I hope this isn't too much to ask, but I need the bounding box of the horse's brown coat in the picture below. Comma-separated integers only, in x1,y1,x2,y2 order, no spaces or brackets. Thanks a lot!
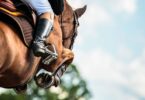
0,0,86,88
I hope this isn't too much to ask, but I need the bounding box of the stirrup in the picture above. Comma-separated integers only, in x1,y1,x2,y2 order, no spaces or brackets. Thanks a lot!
42,44,58,65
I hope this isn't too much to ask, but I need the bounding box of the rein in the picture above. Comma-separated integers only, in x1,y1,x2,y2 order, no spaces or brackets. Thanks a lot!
59,12,79,49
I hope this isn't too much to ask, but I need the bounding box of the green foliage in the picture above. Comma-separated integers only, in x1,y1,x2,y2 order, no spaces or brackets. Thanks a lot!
0,64,91,100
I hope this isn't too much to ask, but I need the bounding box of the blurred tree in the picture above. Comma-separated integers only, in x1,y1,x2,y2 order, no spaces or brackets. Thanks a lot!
0,64,91,100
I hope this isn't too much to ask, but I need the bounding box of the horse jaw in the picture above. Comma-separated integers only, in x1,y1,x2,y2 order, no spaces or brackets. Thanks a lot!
74,5,87,18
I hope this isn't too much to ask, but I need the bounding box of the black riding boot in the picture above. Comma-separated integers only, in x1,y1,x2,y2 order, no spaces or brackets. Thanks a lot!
32,18,53,57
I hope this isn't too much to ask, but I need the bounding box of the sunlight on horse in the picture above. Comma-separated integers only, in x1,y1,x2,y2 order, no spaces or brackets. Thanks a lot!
0,0,86,93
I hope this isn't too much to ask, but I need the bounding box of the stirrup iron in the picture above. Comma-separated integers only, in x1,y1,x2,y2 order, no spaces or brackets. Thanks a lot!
42,44,58,65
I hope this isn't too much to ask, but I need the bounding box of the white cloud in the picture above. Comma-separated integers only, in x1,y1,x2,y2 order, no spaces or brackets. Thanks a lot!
69,0,142,100
117,45,133,61
74,48,128,85
85,4,112,25
68,0,112,26
67,0,84,9
74,48,145,99
68,0,137,29
109,0,137,14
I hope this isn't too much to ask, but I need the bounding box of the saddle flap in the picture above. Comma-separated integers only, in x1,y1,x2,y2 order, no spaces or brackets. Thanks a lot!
0,0,36,47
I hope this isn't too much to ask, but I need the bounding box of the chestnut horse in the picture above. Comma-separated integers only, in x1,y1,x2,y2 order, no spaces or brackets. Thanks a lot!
0,0,86,92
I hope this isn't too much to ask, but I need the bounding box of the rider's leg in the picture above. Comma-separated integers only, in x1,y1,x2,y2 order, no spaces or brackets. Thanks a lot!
25,0,54,57
33,12,54,57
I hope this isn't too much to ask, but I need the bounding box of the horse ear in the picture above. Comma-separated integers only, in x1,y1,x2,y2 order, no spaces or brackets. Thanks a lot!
74,5,87,18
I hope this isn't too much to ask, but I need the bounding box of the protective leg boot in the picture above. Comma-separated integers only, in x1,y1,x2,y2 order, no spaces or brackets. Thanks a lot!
32,18,53,57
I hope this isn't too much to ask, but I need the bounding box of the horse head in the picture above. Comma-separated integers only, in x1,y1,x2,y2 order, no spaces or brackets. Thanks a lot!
61,2,87,49
34,1,87,88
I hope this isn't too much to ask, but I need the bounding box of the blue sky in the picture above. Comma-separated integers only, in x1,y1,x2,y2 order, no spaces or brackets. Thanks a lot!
68,0,145,100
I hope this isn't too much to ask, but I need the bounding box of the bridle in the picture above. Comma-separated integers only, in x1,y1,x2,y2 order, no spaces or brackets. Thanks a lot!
59,12,79,49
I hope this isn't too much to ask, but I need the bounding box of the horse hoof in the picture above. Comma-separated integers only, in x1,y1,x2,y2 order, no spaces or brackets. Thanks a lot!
14,84,27,94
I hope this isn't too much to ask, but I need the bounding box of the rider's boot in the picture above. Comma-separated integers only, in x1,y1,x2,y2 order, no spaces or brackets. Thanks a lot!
32,18,53,57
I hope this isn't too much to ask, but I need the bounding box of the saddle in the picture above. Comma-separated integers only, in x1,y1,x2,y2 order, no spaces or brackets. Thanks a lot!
0,0,36,46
